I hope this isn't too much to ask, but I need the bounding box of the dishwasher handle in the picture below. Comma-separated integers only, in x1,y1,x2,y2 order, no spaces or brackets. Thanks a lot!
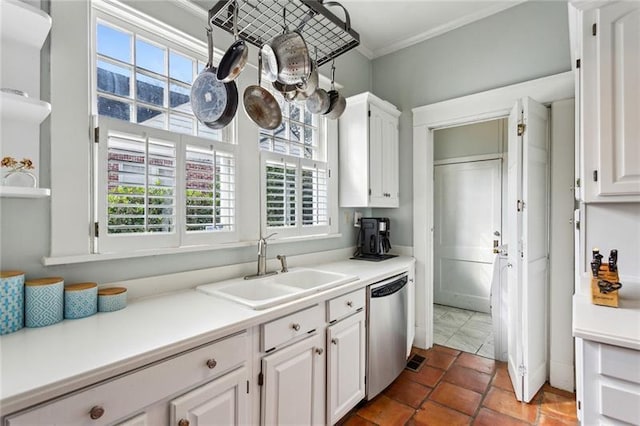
370,275,408,298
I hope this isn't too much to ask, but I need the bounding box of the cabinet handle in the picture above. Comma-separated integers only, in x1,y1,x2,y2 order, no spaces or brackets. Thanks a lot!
331,338,337,345
316,348,324,355
291,323,301,331
346,301,353,307
206,358,217,369
89,405,105,420
178,419,190,426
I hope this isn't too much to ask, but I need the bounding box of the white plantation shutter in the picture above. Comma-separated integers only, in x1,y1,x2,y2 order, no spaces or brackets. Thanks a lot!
96,117,237,253
261,153,330,237
301,161,328,229
184,144,235,237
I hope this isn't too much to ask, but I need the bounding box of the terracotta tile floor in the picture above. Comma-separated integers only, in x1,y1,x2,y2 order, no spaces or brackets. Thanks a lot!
341,345,578,426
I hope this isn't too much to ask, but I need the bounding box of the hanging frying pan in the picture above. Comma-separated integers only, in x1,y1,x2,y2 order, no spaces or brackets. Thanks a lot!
217,0,248,83
243,50,282,130
191,24,238,129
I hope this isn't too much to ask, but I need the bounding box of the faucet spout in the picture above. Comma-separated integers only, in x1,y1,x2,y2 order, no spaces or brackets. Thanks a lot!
245,233,278,280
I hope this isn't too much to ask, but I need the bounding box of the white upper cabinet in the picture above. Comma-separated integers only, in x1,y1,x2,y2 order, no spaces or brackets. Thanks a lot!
339,92,401,208
576,1,640,202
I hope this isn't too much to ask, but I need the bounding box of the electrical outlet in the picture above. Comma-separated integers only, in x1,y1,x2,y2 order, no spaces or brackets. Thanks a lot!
354,211,363,227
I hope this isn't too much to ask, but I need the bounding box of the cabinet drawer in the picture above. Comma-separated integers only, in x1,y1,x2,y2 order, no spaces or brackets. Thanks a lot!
262,305,323,351
327,289,365,323
599,343,640,384
6,332,247,425
600,384,640,425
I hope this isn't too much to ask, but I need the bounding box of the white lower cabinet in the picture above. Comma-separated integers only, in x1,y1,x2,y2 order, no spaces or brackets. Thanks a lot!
261,333,325,426
327,310,366,425
170,366,249,426
576,338,640,425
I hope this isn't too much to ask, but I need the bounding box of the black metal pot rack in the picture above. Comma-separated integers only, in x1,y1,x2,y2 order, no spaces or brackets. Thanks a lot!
208,0,360,66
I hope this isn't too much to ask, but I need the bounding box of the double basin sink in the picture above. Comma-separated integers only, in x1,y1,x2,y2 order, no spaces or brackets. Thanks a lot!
197,268,359,310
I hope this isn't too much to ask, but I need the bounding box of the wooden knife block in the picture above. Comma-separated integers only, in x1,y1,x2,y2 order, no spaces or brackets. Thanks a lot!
591,265,620,308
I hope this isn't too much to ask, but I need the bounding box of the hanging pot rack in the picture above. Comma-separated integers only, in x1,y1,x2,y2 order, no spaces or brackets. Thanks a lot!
207,0,360,67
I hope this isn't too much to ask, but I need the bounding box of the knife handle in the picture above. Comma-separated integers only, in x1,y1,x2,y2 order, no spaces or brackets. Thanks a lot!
608,249,618,272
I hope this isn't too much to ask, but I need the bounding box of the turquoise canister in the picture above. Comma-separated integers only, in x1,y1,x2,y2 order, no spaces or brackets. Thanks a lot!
24,277,64,328
64,282,98,319
98,287,127,312
1,271,25,335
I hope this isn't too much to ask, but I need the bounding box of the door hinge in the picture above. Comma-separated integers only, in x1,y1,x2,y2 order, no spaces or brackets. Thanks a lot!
246,380,250,394
368,110,371,117
94,222,99,237
578,400,581,410
593,170,598,182
576,59,581,69
258,372,264,386
94,127,100,143
329,217,332,226
592,23,597,36
368,188,371,196
328,169,331,178
517,123,526,136
518,364,527,377
517,199,525,212
576,178,581,188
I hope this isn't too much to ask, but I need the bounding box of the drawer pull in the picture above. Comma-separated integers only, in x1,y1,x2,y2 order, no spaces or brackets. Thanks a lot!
331,338,337,345
206,358,217,369
291,323,301,331
89,405,105,420
346,301,353,307
316,348,324,355
178,419,190,426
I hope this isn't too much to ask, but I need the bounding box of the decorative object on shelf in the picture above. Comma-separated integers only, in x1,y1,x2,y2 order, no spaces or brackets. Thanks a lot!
64,282,98,319
590,248,622,307
1,156,37,188
98,287,127,312
24,277,64,328
0,270,25,335
190,16,238,130
0,88,28,97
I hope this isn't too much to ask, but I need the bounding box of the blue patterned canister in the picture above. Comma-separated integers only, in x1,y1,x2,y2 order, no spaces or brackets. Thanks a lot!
25,277,64,328
98,287,127,312
64,282,98,319
1,271,25,335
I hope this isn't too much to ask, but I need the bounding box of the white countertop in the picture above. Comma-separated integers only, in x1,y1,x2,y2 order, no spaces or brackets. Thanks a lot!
573,276,640,350
0,256,414,416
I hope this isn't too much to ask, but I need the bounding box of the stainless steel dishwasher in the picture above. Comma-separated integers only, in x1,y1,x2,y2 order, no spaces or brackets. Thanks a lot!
366,272,409,399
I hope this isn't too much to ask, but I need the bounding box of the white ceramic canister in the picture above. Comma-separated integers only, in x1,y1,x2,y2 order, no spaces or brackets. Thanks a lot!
0,270,25,335
98,287,127,312
64,282,98,319
24,277,64,328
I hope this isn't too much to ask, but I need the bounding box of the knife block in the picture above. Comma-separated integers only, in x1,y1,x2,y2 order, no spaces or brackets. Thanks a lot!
590,265,620,308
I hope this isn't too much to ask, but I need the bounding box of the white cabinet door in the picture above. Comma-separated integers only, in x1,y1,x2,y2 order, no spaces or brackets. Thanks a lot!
327,311,366,425
261,333,325,426
381,109,400,207
170,367,249,426
368,103,386,206
507,97,549,403
582,2,640,201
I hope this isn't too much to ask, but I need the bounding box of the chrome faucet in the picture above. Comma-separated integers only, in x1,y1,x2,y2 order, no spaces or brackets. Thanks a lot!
245,233,278,280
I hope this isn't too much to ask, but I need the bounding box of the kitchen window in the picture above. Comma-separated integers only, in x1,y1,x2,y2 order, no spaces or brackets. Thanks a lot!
92,7,237,253
259,93,332,238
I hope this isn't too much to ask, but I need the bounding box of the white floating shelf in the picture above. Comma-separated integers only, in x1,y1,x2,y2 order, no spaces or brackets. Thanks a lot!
0,91,51,124
0,0,52,49
0,186,50,198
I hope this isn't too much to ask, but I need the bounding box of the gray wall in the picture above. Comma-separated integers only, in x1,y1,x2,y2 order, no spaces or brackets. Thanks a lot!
371,1,572,246
0,1,372,284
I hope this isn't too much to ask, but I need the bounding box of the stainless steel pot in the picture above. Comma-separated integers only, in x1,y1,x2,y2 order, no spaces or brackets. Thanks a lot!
217,0,248,83
306,88,330,114
243,50,282,130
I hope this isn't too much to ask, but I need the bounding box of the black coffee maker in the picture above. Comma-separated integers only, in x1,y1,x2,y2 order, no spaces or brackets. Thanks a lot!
353,217,396,261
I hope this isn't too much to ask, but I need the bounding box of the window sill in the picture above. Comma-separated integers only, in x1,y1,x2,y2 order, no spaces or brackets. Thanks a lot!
42,233,343,266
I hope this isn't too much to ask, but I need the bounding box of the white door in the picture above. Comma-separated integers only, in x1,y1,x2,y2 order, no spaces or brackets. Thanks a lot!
327,311,366,425
262,333,325,426
170,367,249,426
507,97,549,403
434,159,502,313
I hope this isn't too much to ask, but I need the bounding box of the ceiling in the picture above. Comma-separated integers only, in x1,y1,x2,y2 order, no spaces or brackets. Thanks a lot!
338,0,526,59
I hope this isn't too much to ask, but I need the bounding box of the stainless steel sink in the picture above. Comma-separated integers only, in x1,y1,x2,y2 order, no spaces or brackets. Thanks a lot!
197,268,358,310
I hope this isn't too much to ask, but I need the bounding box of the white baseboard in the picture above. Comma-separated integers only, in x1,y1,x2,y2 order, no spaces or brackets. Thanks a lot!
550,360,575,392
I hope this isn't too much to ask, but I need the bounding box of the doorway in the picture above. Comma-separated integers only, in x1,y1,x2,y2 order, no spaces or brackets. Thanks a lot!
431,119,506,360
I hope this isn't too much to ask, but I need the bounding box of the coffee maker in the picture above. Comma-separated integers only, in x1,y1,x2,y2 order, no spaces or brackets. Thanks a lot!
353,217,396,261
